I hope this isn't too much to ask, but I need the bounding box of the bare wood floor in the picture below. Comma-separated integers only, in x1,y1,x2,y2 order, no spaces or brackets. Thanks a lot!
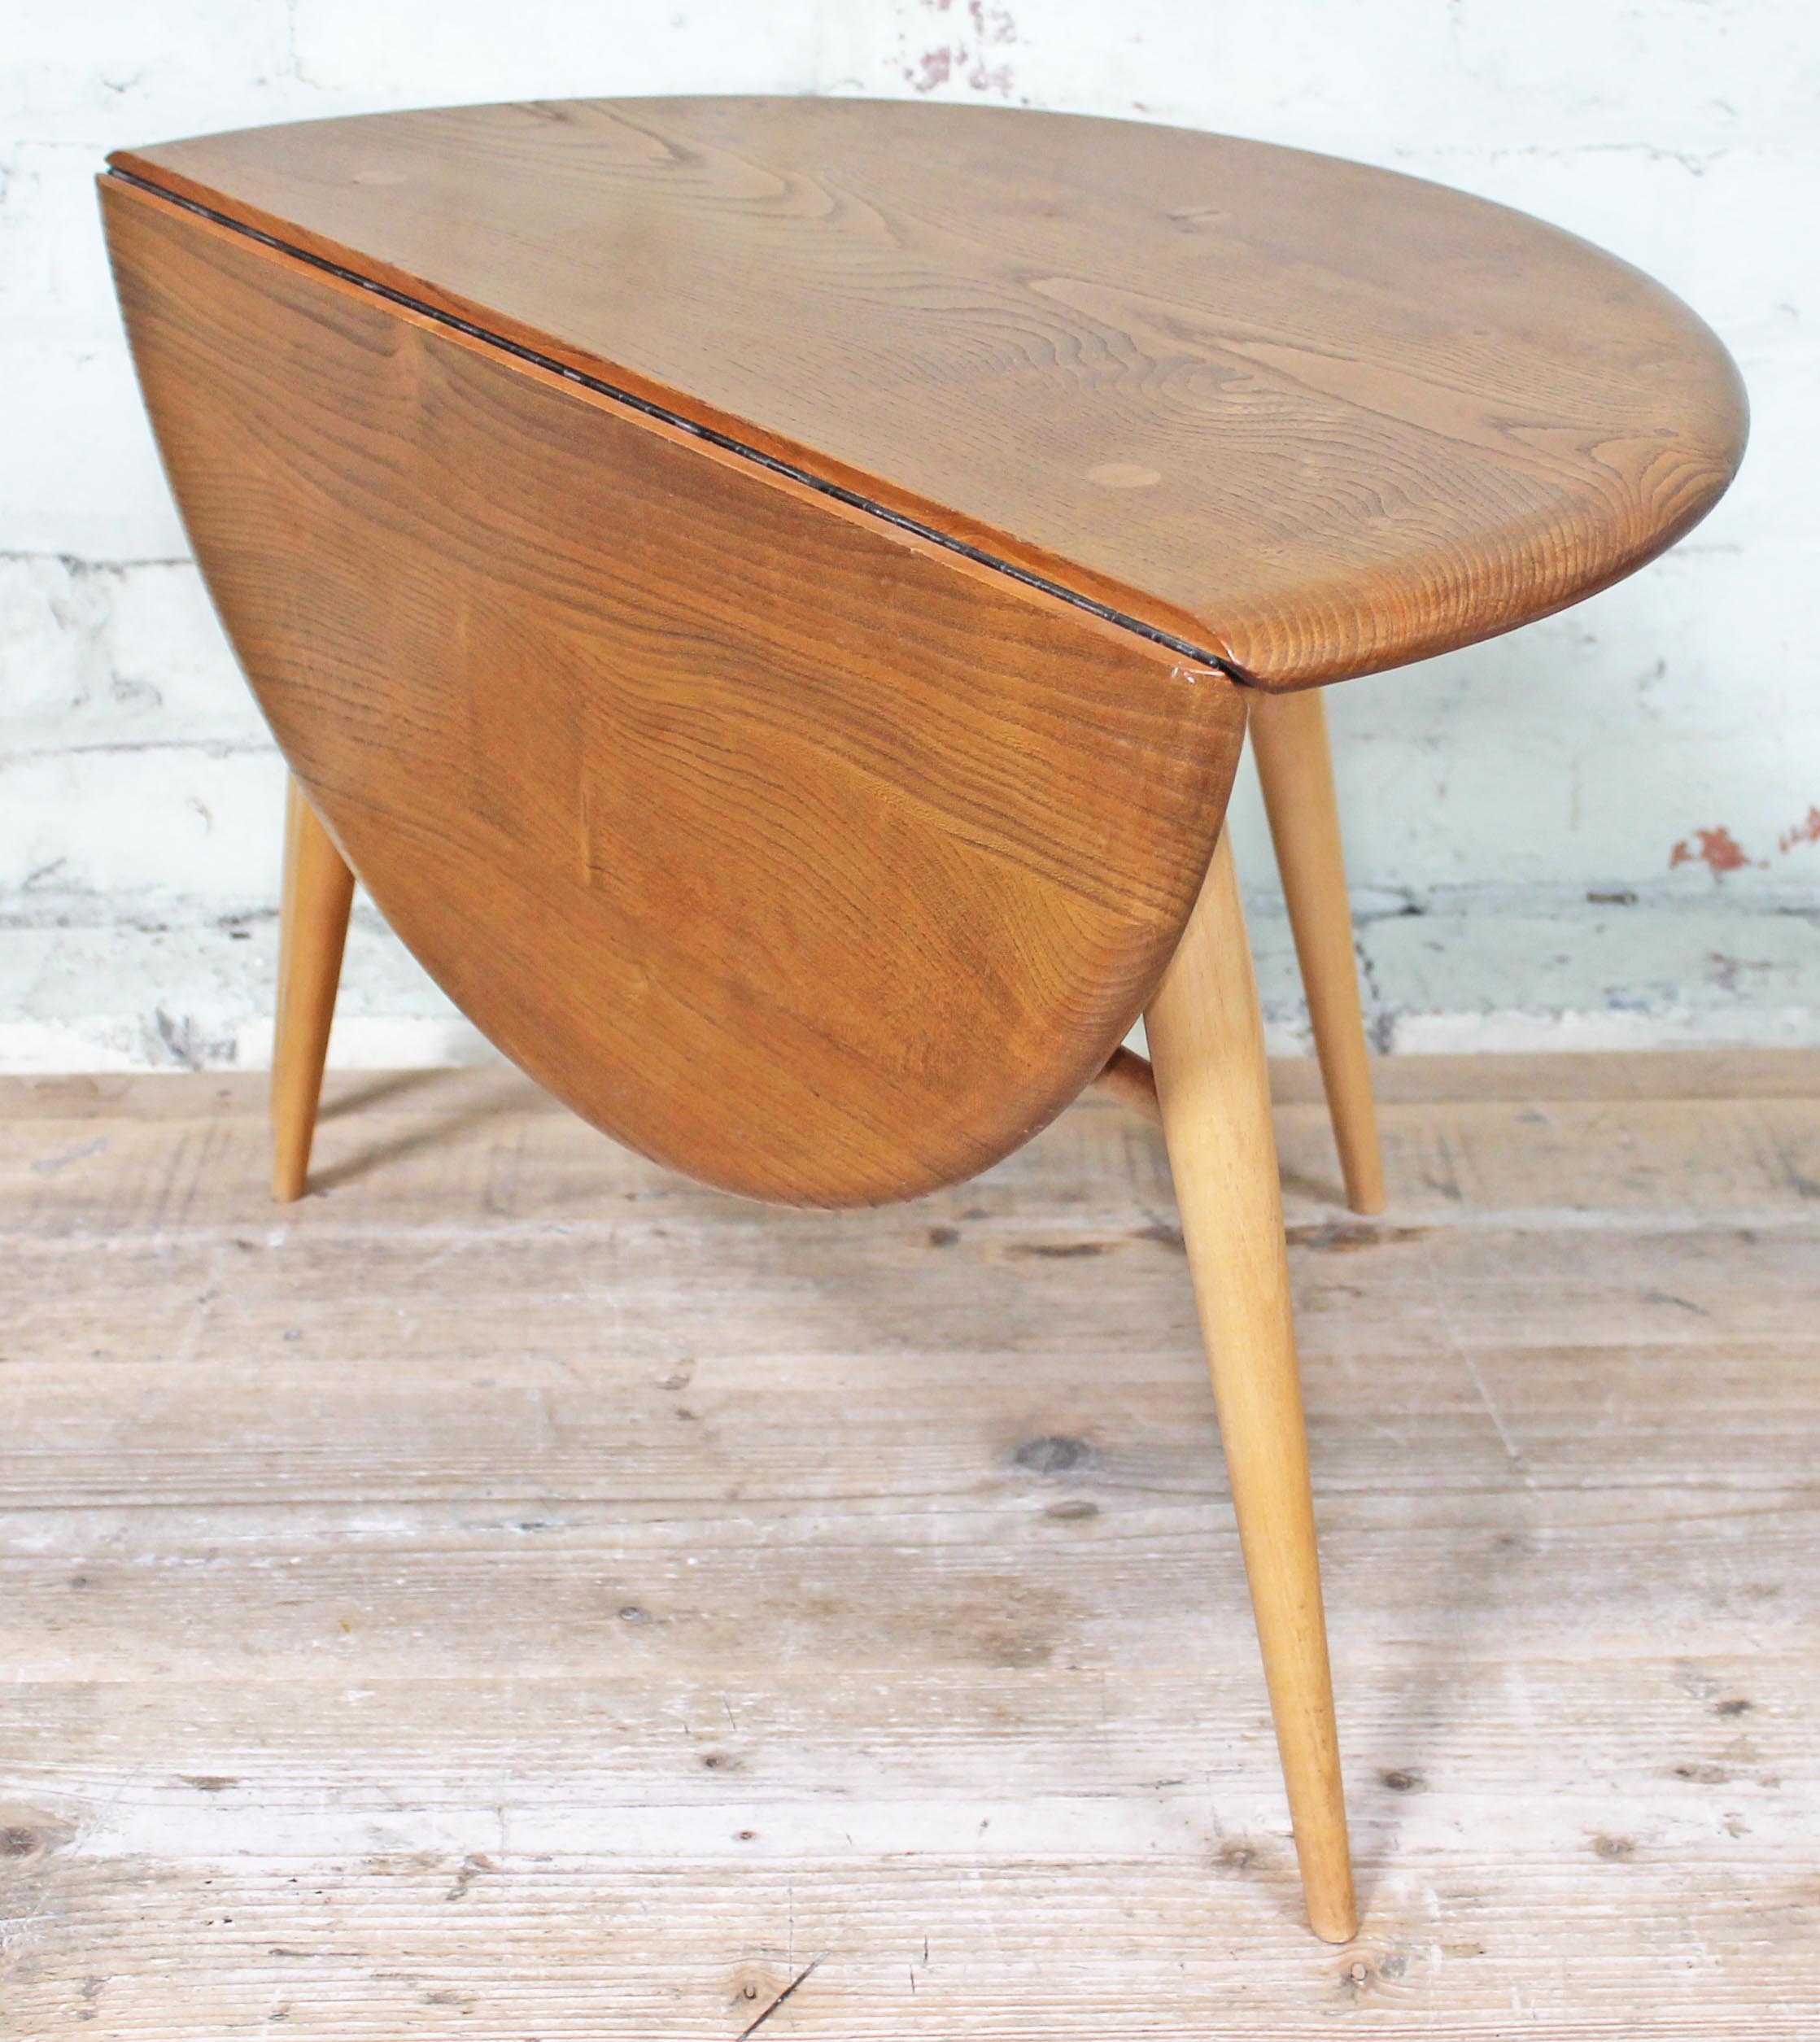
2,1053,1817,2037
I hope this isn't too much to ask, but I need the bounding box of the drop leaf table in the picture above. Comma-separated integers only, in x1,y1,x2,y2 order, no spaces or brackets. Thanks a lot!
100,98,1745,1942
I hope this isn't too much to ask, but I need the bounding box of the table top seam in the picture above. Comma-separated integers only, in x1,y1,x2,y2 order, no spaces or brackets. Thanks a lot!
107,165,1259,689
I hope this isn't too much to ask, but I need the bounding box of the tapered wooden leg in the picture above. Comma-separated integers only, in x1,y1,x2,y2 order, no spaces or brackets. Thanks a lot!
1145,829,1357,1943
1248,686,1386,1215
271,774,354,1202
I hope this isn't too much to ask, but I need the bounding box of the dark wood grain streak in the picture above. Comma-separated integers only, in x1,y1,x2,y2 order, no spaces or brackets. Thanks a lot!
103,177,1246,1206
113,97,1747,687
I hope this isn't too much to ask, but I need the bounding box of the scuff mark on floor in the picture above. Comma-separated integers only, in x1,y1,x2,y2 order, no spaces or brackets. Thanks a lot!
740,1955,825,2037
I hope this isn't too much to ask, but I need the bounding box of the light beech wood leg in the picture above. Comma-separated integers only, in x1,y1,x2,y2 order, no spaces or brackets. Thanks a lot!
271,774,354,1202
1145,829,1357,1944
1248,687,1386,1216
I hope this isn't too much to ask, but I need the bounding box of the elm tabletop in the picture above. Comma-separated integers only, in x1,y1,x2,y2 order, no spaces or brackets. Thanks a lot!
100,98,1746,1943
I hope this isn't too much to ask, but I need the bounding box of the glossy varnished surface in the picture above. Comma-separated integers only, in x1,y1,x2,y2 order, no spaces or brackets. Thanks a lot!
114,97,1746,687
103,178,1245,1205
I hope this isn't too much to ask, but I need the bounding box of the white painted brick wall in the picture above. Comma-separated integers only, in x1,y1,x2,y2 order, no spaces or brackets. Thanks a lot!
3,1,1818,1066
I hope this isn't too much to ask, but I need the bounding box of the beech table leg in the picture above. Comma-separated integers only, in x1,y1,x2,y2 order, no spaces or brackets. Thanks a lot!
1248,686,1386,1215
1145,829,1358,1943
271,774,354,1202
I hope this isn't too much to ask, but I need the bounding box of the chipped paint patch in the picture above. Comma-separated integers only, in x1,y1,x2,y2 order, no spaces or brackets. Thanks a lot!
902,0,1020,97
1668,813,1820,872
1779,805,1820,854
1669,825,1753,874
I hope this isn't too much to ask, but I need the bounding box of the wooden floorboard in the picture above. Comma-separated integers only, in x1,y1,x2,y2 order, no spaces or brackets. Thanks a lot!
2,1054,1818,2035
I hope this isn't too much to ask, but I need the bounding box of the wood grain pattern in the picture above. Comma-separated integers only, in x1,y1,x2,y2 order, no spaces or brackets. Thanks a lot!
112,96,1748,687
102,176,1245,1206
3,1058,1816,2033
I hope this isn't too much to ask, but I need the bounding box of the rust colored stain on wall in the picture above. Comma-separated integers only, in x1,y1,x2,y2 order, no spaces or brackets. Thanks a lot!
1779,806,1820,854
904,0,1019,97
1669,826,1753,873
1670,811,1820,870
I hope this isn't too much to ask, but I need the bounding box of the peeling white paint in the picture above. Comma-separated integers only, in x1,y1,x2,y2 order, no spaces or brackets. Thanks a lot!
2,1,1817,1062
4,887,1814,1074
